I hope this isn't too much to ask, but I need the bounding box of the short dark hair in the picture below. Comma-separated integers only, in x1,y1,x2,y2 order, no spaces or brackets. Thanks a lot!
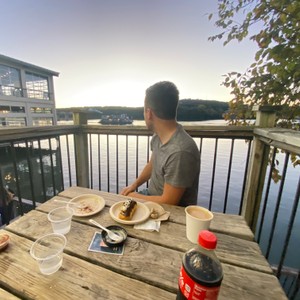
145,81,179,120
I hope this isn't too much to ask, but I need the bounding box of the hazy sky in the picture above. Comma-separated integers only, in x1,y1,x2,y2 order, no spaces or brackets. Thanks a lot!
1,0,258,108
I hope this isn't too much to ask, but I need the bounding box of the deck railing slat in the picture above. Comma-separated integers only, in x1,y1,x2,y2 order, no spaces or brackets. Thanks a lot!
116,135,119,193
37,139,47,202
277,176,300,279
209,138,218,210
67,134,73,187
0,169,9,225
107,134,110,192
126,135,129,188
57,136,65,191
25,139,36,208
223,139,234,213
257,147,277,243
136,136,139,186
48,138,56,197
239,139,252,215
265,151,290,259
10,141,24,215
97,134,101,190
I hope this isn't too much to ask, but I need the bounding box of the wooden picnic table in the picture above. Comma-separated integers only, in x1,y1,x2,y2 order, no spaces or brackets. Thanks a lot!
1,186,287,299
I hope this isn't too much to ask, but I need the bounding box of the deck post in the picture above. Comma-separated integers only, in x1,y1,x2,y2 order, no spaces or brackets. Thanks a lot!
241,105,278,231
73,109,89,188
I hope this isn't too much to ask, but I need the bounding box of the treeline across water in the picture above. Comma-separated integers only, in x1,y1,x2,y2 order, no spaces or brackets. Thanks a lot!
57,99,229,121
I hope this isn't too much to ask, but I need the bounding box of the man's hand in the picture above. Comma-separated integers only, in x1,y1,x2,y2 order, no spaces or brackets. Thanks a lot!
120,183,186,206
120,158,152,196
120,183,138,196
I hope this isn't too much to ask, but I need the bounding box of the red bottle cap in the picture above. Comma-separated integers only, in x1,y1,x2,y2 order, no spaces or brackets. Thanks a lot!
198,230,217,249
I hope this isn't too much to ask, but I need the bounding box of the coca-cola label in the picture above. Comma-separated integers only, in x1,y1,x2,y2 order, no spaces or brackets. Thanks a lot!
178,266,221,300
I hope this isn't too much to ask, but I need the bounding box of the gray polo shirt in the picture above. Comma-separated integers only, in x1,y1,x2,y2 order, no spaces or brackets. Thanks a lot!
148,124,200,206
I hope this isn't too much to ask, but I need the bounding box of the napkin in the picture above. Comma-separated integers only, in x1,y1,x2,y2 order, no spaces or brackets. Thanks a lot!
134,220,161,232
144,202,170,221
134,202,170,232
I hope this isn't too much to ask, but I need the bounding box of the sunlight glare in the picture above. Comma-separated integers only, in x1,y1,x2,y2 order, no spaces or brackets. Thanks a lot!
73,80,147,107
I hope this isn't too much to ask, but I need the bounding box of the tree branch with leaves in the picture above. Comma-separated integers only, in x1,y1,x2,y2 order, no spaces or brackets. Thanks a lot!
209,0,300,127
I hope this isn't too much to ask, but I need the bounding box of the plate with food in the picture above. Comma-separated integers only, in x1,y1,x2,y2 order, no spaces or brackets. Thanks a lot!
0,234,10,251
109,199,151,225
68,194,105,217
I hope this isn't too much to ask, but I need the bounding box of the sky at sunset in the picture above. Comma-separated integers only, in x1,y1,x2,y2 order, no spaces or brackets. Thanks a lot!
1,0,258,108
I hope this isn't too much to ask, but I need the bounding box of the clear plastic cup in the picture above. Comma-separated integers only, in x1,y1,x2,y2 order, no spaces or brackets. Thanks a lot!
48,206,74,235
30,233,67,275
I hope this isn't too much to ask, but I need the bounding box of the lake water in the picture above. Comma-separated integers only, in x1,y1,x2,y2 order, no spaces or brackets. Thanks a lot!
58,119,299,272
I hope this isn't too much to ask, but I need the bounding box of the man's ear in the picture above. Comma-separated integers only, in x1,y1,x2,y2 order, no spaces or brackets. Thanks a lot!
145,107,153,120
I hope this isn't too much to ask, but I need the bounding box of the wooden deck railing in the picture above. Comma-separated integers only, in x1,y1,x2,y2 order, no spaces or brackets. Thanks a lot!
0,107,299,299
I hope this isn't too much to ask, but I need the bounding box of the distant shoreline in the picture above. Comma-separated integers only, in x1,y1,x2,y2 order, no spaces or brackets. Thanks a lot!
56,100,229,122
58,119,228,126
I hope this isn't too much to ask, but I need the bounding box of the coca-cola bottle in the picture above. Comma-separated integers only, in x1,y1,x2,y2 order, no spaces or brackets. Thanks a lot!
177,230,223,300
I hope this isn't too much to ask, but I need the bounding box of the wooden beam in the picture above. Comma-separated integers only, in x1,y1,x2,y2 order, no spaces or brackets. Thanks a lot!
255,128,300,155
73,111,89,187
242,106,277,230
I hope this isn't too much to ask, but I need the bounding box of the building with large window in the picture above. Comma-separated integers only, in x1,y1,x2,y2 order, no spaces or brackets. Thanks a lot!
0,54,59,127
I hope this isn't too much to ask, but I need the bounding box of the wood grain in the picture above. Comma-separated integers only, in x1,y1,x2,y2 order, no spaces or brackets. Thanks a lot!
19,207,272,275
3,214,286,299
0,230,175,300
1,187,287,300
5,212,180,292
7,211,281,299
254,128,300,153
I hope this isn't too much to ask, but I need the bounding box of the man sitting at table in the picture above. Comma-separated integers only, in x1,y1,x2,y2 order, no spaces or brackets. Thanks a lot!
120,81,200,206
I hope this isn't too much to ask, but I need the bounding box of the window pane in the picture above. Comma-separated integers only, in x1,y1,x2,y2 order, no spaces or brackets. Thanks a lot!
0,117,26,127
32,117,53,126
0,65,22,96
11,106,25,113
30,107,52,114
0,105,10,113
25,72,49,100
0,105,25,113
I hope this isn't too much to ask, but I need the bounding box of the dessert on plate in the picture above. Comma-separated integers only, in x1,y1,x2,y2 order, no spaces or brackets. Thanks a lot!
119,199,137,220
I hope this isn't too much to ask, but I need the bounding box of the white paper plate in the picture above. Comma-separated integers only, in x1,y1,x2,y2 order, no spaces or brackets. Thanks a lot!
109,201,150,225
68,194,105,217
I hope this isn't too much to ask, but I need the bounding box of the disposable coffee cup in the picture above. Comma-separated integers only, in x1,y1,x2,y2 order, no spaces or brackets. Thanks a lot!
185,205,213,243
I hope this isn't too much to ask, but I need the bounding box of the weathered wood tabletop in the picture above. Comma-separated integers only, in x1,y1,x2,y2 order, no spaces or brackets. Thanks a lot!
1,186,287,299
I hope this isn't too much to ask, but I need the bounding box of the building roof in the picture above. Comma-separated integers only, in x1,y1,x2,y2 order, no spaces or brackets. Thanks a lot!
0,54,59,77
